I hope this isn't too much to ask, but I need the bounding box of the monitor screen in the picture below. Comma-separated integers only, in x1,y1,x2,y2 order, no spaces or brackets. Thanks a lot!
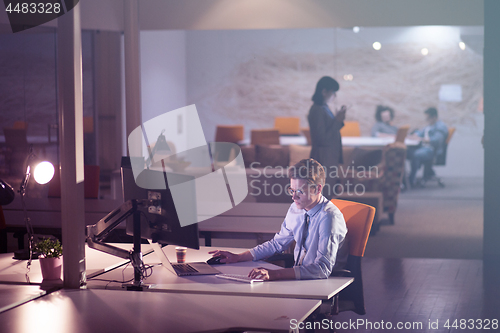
121,157,200,250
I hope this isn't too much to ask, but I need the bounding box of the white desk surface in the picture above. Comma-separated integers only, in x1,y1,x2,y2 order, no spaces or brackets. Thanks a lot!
240,135,418,147
87,246,353,301
0,288,320,333
198,202,289,234
0,284,46,314
0,243,152,284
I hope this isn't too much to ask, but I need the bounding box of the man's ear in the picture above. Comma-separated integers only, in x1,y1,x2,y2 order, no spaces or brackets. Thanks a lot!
315,184,323,194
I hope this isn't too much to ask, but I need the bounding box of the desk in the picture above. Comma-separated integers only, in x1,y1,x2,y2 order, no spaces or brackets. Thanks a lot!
198,202,290,245
87,246,353,301
0,243,152,284
0,284,46,314
0,289,320,333
240,135,419,147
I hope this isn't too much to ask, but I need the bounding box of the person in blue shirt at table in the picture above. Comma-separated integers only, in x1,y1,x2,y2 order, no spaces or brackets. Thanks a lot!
407,107,449,187
209,158,348,281
371,105,398,137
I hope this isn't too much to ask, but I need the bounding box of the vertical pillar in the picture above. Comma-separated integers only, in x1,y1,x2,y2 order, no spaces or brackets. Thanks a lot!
483,0,500,271
57,3,86,289
124,0,142,153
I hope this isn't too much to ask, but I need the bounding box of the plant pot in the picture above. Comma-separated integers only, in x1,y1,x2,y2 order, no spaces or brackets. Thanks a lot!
39,257,62,280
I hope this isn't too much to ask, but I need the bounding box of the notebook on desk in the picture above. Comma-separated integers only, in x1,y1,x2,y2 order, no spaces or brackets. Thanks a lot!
149,241,221,276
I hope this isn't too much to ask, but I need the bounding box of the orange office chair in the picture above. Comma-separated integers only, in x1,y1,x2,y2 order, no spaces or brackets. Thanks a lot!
215,125,244,143
330,199,375,315
395,125,410,143
340,121,361,137
250,129,280,145
274,117,300,136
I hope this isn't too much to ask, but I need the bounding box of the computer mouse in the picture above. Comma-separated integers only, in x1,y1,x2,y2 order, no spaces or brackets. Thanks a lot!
206,256,225,265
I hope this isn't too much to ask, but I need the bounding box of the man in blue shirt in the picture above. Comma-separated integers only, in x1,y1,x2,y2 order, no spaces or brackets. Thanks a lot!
209,158,348,280
408,107,449,187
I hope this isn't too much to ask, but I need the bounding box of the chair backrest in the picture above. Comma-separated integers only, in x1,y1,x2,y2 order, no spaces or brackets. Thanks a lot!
274,117,300,135
215,125,244,143
48,165,100,199
446,127,455,145
330,199,375,257
3,128,28,148
435,126,455,166
340,121,361,137
250,129,280,145
301,128,311,145
395,125,410,143
13,121,28,130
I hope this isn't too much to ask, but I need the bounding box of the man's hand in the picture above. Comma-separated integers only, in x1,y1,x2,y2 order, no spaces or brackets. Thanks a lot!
248,267,273,280
208,250,253,264
336,106,347,123
248,267,296,281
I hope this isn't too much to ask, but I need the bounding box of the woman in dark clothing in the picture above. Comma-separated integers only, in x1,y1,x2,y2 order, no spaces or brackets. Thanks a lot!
307,76,346,198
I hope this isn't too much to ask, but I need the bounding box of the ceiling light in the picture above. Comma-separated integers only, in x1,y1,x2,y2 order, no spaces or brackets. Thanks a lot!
372,42,381,50
353,26,360,33
459,42,466,50
343,74,354,81
421,48,429,56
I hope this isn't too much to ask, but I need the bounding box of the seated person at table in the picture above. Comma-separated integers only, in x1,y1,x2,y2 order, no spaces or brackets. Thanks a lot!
407,107,448,187
209,158,348,281
371,105,398,137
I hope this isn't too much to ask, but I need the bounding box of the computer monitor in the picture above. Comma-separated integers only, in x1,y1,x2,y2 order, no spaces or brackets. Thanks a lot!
121,157,200,250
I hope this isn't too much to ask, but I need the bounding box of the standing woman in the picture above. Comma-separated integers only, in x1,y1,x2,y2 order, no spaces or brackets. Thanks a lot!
307,76,346,198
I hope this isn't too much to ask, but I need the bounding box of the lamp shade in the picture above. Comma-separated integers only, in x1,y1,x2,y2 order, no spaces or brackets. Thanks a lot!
33,161,55,185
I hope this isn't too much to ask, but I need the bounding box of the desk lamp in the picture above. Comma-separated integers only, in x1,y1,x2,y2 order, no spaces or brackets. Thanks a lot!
13,145,55,261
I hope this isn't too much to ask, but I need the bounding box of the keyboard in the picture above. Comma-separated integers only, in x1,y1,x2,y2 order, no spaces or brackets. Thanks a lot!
216,273,264,284
172,263,199,274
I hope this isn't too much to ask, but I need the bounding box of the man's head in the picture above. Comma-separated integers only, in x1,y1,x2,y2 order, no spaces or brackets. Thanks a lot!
424,107,438,125
375,105,394,124
287,158,325,211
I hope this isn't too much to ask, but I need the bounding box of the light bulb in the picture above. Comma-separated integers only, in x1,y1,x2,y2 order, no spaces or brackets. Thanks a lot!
33,161,55,185
353,26,360,33
459,42,466,50
372,42,381,50
421,48,429,56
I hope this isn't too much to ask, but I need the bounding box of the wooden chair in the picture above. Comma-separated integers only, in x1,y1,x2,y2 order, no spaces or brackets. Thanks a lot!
340,121,361,137
250,129,280,145
330,199,375,315
13,121,28,130
274,117,300,135
215,125,244,143
395,125,410,143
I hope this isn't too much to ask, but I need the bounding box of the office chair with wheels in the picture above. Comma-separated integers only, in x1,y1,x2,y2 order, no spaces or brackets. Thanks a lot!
417,127,455,188
329,199,375,315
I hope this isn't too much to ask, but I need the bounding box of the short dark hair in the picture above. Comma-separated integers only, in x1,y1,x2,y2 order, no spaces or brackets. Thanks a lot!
311,76,340,105
375,105,395,122
288,158,326,187
424,107,438,118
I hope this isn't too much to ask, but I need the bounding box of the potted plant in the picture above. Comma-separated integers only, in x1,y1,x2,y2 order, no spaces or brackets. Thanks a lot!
34,238,63,280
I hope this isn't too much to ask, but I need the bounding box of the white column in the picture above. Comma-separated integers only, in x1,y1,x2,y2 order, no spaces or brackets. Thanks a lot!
57,3,86,289
124,0,142,153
